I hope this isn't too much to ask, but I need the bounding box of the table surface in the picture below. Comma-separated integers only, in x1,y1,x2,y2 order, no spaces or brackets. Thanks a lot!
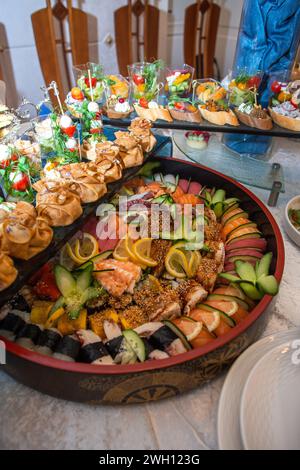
1,134,300,451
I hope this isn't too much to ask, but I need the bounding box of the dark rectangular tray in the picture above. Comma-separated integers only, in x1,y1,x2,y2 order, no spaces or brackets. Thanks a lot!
103,114,300,139
0,133,171,308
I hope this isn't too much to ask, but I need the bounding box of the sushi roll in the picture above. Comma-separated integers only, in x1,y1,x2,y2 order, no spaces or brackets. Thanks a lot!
15,322,42,350
9,288,34,312
35,328,62,356
0,310,29,341
138,321,188,357
135,322,170,359
103,320,141,364
53,334,81,362
105,335,133,364
77,329,114,365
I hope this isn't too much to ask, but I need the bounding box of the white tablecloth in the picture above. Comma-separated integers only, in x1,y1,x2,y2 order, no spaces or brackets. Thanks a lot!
1,135,299,450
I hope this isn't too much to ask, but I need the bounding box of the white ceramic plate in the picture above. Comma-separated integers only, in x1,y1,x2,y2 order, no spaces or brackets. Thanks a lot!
240,341,300,450
217,328,300,450
284,195,300,247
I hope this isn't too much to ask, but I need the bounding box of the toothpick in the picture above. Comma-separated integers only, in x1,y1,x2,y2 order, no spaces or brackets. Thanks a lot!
78,132,82,161
50,81,64,115
88,69,94,102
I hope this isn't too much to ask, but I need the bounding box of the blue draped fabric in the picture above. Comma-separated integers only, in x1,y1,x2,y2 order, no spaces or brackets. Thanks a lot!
225,0,300,156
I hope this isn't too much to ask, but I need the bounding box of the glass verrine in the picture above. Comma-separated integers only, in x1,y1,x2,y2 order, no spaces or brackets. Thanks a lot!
165,64,195,99
128,61,163,103
105,74,130,100
228,68,263,107
14,132,42,175
104,75,132,116
31,115,56,161
73,62,105,102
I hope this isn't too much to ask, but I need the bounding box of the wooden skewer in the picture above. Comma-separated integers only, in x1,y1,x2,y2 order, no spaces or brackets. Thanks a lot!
50,81,64,115
78,132,82,161
88,69,94,102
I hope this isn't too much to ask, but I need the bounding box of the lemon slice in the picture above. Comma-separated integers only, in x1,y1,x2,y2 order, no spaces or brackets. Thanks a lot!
113,238,130,262
74,233,99,262
173,242,201,277
60,243,78,270
123,235,146,269
132,238,158,268
66,241,83,265
165,247,189,279
188,250,201,277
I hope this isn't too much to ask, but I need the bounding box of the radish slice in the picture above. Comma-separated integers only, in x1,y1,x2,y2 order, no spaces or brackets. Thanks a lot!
178,178,190,193
225,249,264,261
188,181,202,195
226,238,267,252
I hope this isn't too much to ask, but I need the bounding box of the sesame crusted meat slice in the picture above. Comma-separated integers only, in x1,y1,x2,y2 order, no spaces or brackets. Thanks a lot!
134,285,181,321
177,280,208,315
119,305,149,329
204,220,222,241
196,257,219,293
150,239,172,277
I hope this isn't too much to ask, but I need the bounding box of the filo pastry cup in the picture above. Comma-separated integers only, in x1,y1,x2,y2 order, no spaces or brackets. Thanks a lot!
0,202,53,260
54,163,107,203
34,180,83,227
0,250,18,291
114,131,144,168
128,117,157,152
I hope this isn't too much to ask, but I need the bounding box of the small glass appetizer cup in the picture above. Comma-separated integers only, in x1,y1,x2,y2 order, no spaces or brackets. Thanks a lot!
165,64,195,99
73,62,105,103
31,115,56,162
128,61,163,103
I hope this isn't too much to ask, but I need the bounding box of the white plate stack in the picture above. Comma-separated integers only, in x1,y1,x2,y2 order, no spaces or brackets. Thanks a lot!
217,329,300,450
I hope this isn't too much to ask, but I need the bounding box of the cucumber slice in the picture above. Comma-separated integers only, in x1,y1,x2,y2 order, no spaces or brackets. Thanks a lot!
122,329,146,362
212,189,226,205
223,211,249,226
222,202,239,219
213,201,224,219
226,232,261,244
207,293,249,311
218,272,241,283
257,275,279,296
152,195,169,204
198,303,236,327
76,251,113,270
235,260,257,283
224,197,240,206
76,264,93,292
204,190,212,205
255,252,273,279
54,265,76,297
239,282,263,300
163,320,192,350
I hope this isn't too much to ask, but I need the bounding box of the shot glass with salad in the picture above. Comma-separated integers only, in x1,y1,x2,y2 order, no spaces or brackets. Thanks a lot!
165,64,194,99
128,61,164,104
73,62,105,103
228,70,262,107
